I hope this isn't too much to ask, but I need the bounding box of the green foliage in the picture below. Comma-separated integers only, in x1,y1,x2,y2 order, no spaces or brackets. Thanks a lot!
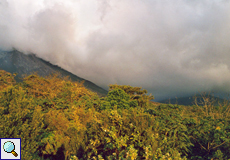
0,84,45,159
1,70,230,160
146,104,192,158
187,116,230,159
106,88,130,109
99,88,139,110
109,84,154,108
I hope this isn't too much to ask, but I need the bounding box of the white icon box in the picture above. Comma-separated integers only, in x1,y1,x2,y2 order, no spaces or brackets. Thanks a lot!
1,138,21,160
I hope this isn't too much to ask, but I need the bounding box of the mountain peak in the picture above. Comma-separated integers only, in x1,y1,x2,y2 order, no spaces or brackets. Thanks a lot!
0,50,108,97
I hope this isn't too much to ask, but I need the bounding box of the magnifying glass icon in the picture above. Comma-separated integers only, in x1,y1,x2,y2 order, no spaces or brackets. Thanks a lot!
3,141,18,157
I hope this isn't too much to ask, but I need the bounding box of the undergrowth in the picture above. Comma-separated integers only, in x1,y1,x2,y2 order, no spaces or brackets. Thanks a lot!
0,70,230,160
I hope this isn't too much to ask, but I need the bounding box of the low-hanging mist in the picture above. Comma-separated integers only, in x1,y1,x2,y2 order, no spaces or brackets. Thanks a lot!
1,0,230,101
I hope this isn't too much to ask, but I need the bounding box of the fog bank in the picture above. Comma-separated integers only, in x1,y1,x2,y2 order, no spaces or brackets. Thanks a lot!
1,0,230,100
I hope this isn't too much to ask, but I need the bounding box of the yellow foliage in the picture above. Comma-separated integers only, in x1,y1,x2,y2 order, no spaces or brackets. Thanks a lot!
216,126,221,130
45,110,70,134
0,70,16,89
22,73,95,101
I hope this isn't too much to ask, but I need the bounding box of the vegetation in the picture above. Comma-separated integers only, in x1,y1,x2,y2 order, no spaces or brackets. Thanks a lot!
0,70,230,160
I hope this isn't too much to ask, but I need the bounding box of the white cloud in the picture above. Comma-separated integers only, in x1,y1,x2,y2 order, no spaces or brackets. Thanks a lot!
1,0,230,100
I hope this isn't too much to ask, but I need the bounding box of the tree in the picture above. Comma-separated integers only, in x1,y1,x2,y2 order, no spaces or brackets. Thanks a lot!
109,84,154,108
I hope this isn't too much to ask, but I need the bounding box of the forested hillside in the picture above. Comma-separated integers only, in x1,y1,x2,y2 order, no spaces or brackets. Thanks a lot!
0,50,108,97
1,70,230,160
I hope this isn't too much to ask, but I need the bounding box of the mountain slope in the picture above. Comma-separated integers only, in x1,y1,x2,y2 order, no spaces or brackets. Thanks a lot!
0,50,108,97
159,95,229,106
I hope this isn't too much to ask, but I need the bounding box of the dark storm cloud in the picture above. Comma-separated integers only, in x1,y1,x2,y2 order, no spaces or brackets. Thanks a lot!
1,0,230,100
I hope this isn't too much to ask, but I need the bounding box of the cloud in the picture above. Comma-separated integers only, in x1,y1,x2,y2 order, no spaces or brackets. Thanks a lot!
1,0,230,100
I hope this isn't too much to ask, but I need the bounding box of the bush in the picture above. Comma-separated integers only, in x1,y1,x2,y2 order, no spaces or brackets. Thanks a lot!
1,70,230,159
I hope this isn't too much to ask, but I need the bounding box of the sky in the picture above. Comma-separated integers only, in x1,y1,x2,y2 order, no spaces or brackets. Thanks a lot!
1,0,230,101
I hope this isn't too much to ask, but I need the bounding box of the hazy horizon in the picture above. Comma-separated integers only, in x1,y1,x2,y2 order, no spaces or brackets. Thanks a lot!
1,0,230,101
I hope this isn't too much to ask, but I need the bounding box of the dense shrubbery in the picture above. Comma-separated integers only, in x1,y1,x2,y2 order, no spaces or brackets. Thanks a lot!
0,70,230,160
